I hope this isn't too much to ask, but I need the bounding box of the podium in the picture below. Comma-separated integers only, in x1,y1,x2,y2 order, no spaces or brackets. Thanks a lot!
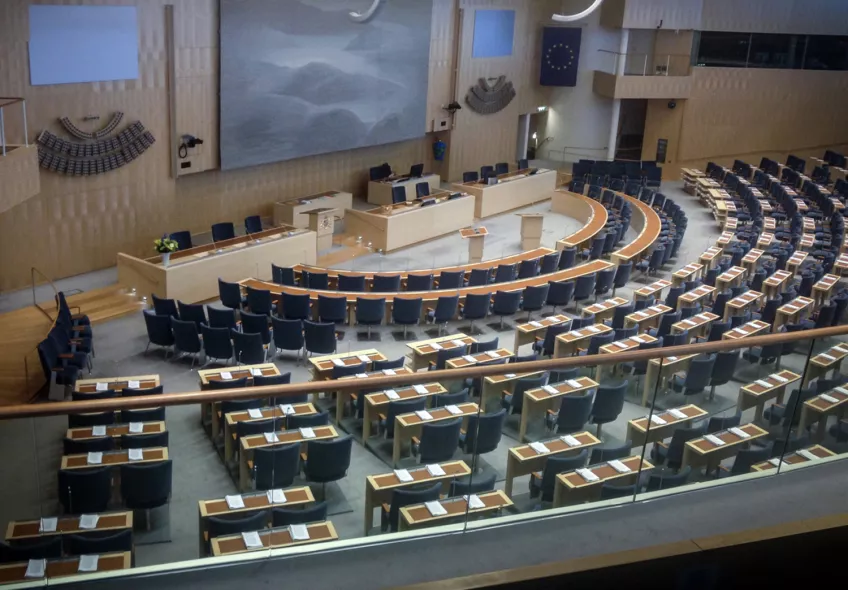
518,213,544,250
307,208,337,251
460,227,488,263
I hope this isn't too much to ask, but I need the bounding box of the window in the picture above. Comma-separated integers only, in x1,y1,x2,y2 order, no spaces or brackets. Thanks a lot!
803,35,848,70
695,32,750,67
694,32,848,71
748,34,799,69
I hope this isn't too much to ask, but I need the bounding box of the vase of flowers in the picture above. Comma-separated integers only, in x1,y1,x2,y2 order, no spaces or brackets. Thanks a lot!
154,236,179,267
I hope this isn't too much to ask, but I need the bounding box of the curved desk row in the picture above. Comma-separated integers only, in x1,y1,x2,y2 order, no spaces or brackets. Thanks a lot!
611,194,662,265
552,190,608,251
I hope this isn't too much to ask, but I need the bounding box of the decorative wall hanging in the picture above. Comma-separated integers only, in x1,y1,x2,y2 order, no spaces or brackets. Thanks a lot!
36,115,155,176
465,76,516,115
349,0,383,23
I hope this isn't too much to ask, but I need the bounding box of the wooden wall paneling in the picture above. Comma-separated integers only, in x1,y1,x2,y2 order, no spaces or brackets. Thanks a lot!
641,98,685,170
700,0,848,35
621,0,702,30
599,0,626,29
652,30,692,77
0,146,40,215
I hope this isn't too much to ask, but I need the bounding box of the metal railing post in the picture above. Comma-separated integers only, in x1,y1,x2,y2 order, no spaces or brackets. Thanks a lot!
22,99,28,147
0,107,6,156
643,54,647,76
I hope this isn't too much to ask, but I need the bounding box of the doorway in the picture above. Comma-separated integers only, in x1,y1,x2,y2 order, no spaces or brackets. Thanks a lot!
517,111,549,162
615,99,647,161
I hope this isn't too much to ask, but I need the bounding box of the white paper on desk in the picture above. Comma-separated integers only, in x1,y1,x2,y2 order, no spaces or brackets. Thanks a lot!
95,382,108,392
445,405,463,415
332,358,345,367
426,463,446,477
91,425,107,437
505,373,516,379
383,369,397,376
632,335,645,344
280,404,295,415
354,373,368,379
225,495,245,509
634,312,647,319
267,489,287,504
248,368,262,378
561,434,581,447
128,380,141,389
128,422,143,433
128,448,144,461
705,434,725,446
464,494,486,510
25,559,45,578
529,321,544,328
566,379,582,389
576,468,599,482
39,517,57,533
451,340,465,347
86,452,103,465
819,393,839,404
650,415,667,425
248,408,264,419
543,385,558,395
772,374,788,383
613,341,629,349
820,353,835,361
425,501,448,516
768,458,783,467
586,326,600,334
529,441,550,455
358,355,372,363
415,410,433,421
384,390,400,400
486,350,501,359
608,460,631,473
430,343,443,351
413,384,428,395
220,371,233,380
732,328,744,335
666,356,677,362
242,531,263,549
299,428,316,439
755,380,771,389
290,524,310,541
79,514,99,529
729,427,750,439
797,449,819,461
264,432,279,444
682,319,695,327
463,355,477,363
836,386,848,396
394,469,414,483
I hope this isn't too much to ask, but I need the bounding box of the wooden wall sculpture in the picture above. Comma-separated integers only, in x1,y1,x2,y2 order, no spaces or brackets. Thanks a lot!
465,76,516,114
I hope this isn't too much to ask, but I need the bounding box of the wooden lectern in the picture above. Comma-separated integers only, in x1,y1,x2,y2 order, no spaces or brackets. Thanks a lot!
307,208,337,251
518,213,544,250
460,227,488,263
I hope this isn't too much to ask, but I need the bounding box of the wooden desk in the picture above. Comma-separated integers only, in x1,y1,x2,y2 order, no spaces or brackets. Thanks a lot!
61,447,168,470
681,168,704,194
741,249,765,274
480,371,545,412
334,367,414,424
581,297,629,324
362,383,446,440
716,266,747,291
399,490,512,531
672,263,704,286
518,213,544,250
716,231,734,250
75,374,159,394
552,190,608,250
211,521,338,556
347,193,475,253
750,445,836,472
642,354,697,406
453,169,557,219
0,553,131,583
66,421,165,443
724,217,738,231
699,247,723,269
624,304,672,332
595,334,658,381
513,314,571,353
774,296,814,330
5,512,132,542
786,251,809,275
553,456,653,507
445,348,514,370
611,195,662,265
460,227,487,263
118,227,316,303
519,377,599,442
812,274,840,308
682,423,768,471
678,285,715,310
504,431,601,496
393,403,478,466
798,234,815,252
626,405,708,447
553,324,613,358
799,386,848,442
367,173,441,205
671,312,719,342
309,350,387,381
756,232,775,249
722,320,770,341
363,460,470,535
737,370,801,423
723,291,764,322
407,334,475,371
198,363,281,439
273,191,353,228
634,279,671,302
762,218,776,232
223,404,316,462
762,270,793,299
238,426,338,491
803,343,848,387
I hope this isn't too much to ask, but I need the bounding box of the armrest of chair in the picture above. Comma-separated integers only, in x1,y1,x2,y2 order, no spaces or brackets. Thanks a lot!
546,409,557,416
656,441,669,450
378,413,386,421
501,390,511,398
381,503,391,515
428,360,436,368
300,452,308,462
58,353,74,359
247,460,254,470
530,471,541,480
411,436,420,445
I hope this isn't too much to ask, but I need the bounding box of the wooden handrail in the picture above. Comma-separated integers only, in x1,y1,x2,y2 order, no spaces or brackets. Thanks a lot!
2,324,845,420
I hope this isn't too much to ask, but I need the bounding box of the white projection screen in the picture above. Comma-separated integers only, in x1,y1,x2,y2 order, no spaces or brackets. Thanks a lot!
28,5,139,86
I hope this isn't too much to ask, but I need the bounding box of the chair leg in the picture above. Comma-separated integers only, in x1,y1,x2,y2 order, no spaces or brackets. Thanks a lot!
596,423,603,437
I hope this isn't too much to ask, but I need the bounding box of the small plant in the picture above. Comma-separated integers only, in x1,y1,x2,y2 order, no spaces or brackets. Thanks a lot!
154,236,179,254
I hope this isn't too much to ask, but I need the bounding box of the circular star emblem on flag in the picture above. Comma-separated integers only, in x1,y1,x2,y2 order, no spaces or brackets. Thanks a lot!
545,42,575,71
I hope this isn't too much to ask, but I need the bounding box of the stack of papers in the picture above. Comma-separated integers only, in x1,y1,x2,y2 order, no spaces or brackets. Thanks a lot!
464,494,486,510
358,355,372,363
39,517,57,533
290,524,310,541
819,353,835,361
95,382,109,392
767,458,783,467
450,340,465,347
385,390,400,400
486,350,501,359
576,468,599,482
25,559,45,579
267,489,287,504
819,393,839,403
225,495,245,509
220,371,233,380
79,514,99,529
504,373,516,379
613,341,629,349
463,355,477,363
413,384,428,395
78,555,99,573
248,408,264,419
587,326,600,333
241,531,263,549
704,434,726,446
128,448,144,461
542,385,559,395
608,460,631,473
836,386,848,395
632,335,644,343
754,379,771,389
796,449,819,461
426,464,446,477
280,404,295,415
650,415,667,425
355,373,369,379
668,408,687,419
251,369,263,377
264,433,279,444
772,374,788,383
91,425,107,437
332,358,345,367
728,427,750,439
86,452,103,465
128,380,140,389
383,369,397,376
425,501,448,516
529,441,550,455
430,343,443,351
561,434,581,447
566,379,582,389
445,405,463,415
529,321,544,328
415,410,433,421
394,469,414,483
299,427,316,439
128,422,144,433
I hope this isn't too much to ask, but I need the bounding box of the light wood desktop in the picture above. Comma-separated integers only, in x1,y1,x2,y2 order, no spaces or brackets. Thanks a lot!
519,377,598,442
553,324,614,358
61,447,169,471
626,405,708,447
308,349,387,381
239,425,339,491
722,320,770,341
66,421,166,442
399,490,512,531
273,190,353,228
361,382,446,441
460,227,487,263
74,374,160,394
582,297,629,324
513,314,571,353
198,363,282,439
367,173,441,205
211,522,338,556
642,354,697,406
737,370,801,423
750,445,836,472
595,334,658,381
799,387,848,442
551,190,607,250
671,312,719,342
681,423,768,471
480,371,545,412
5,511,133,542
392,403,478,466
504,431,601,497
335,367,414,424
802,344,848,388
407,333,476,371
117,226,317,303
553,456,653,507
345,192,474,253
518,214,544,250
0,552,132,584
223,403,317,463
453,169,557,219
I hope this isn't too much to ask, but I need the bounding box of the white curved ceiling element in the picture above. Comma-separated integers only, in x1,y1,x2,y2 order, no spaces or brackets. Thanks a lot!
552,0,604,22
349,0,384,23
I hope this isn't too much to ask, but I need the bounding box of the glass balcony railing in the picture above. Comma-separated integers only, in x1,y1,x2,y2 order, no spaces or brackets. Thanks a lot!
597,50,692,77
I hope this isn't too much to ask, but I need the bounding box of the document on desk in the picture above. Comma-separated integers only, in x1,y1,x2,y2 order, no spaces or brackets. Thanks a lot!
250,368,263,377
650,414,667,425
95,382,109,392
299,428,316,439
225,495,245,510
819,353,835,362
267,489,287,504
78,554,99,572
586,326,600,334
463,355,477,363
632,335,644,343
413,384,428,395
383,369,397,376
704,434,725,446
129,422,144,433
796,449,819,462
504,373,516,379
290,524,310,541
220,371,233,380
836,386,848,396
25,559,45,578
86,452,103,465
39,517,57,533
128,448,144,462
819,393,839,404
331,358,345,367
772,374,788,383
429,342,443,351
280,404,295,415
561,434,581,447
529,441,550,455
668,408,687,420
415,410,433,421
542,385,559,395
394,469,414,483
608,460,631,473
754,380,771,389
358,355,372,363
576,468,599,482
445,405,463,416
566,379,582,389
426,464,446,477
729,427,750,439
248,408,264,419
451,339,465,347
529,321,544,328
79,514,99,529
356,373,369,379
264,432,280,444
242,531,264,549
91,425,107,437
464,494,486,510
425,501,448,517
768,458,783,467
128,380,141,389
486,350,501,359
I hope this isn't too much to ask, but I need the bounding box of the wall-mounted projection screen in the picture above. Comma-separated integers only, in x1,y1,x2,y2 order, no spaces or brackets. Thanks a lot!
28,5,140,86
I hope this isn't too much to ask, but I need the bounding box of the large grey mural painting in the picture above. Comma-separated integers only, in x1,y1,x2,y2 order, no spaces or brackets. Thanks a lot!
220,0,433,170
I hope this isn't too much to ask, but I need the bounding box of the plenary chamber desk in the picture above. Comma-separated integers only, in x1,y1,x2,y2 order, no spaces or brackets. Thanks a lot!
452,168,557,219
344,192,474,252
117,226,317,303
273,190,353,228
368,173,441,205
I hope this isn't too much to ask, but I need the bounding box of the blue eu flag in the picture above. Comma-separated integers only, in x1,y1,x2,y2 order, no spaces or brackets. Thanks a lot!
540,27,582,87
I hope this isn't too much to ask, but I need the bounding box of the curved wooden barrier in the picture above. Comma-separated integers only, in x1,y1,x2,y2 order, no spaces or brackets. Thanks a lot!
552,190,608,250
611,194,662,265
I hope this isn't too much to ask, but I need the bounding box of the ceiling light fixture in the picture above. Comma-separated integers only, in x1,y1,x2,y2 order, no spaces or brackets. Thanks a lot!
552,0,604,22
349,0,384,23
